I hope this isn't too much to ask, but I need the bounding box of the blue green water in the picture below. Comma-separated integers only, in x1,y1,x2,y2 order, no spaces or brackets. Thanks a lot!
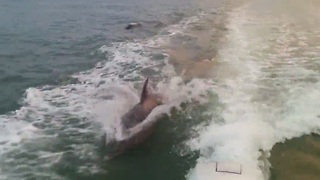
0,0,197,113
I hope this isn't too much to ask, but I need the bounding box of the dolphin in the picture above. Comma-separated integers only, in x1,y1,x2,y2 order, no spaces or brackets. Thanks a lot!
125,22,142,30
105,78,163,159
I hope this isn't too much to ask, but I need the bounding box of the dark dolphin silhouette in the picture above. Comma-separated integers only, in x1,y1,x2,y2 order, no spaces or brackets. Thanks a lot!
105,78,163,159
125,22,142,30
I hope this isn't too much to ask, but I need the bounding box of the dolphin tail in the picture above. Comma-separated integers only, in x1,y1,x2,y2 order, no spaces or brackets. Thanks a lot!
140,78,149,103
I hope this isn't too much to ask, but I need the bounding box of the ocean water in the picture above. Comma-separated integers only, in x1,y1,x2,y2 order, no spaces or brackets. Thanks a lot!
0,0,217,179
0,0,199,113
0,0,320,180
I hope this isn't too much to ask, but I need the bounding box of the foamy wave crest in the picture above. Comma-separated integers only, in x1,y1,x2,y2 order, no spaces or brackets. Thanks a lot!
274,81,320,141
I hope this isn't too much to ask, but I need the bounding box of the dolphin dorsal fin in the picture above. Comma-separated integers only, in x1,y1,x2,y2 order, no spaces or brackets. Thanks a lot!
140,78,149,103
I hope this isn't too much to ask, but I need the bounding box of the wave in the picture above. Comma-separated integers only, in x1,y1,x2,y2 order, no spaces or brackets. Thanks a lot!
0,12,216,179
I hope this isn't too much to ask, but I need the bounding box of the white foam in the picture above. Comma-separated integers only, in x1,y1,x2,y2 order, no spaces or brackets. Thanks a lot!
187,1,320,180
187,6,273,180
275,81,320,142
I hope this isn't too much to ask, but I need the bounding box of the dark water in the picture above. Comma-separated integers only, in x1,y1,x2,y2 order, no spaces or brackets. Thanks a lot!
270,134,320,180
0,0,198,113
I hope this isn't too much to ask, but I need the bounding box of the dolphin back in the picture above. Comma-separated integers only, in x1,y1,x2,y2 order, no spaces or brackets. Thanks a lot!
105,78,162,159
121,79,151,129
121,104,148,129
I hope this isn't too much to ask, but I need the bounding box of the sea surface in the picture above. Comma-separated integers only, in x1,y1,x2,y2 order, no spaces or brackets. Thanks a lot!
0,0,319,180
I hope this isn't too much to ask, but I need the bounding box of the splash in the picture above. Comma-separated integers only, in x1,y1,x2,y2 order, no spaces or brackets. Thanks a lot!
187,1,320,179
